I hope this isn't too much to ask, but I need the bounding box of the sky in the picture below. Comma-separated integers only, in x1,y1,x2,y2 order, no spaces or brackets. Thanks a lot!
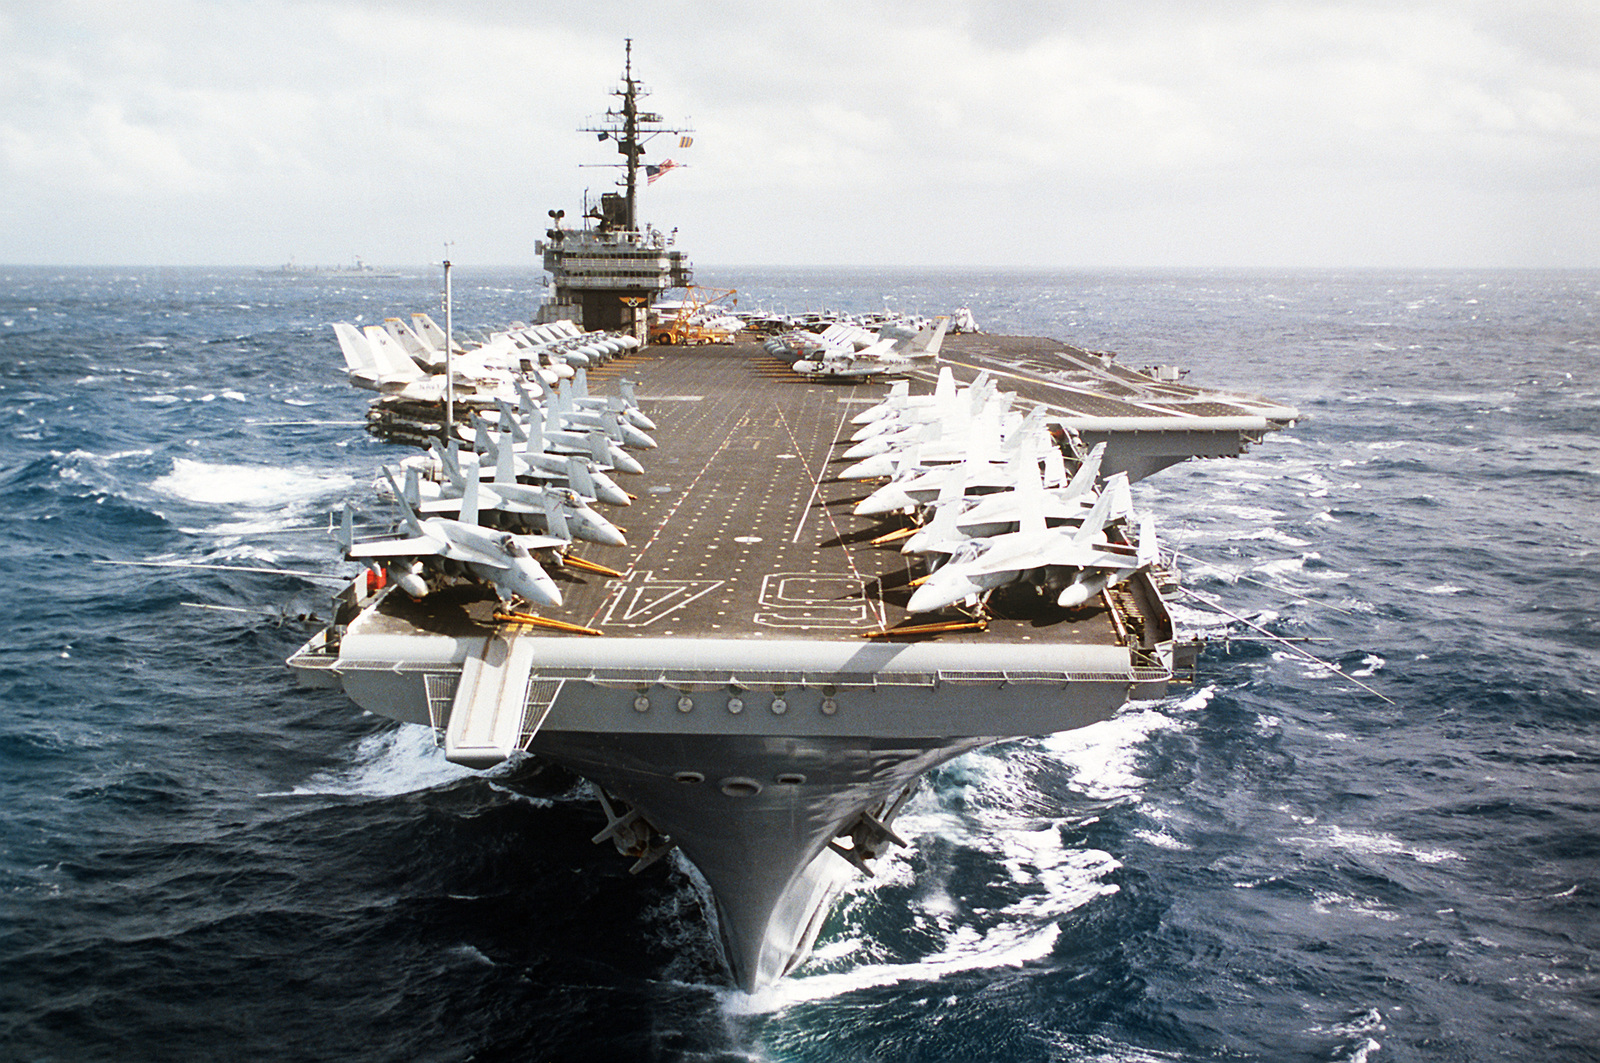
2,0,1598,269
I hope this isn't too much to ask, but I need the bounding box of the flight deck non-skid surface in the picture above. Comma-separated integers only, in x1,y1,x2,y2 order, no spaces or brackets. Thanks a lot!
370,331,1291,645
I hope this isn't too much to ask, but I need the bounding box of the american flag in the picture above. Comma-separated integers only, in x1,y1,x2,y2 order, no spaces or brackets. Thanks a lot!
646,159,678,184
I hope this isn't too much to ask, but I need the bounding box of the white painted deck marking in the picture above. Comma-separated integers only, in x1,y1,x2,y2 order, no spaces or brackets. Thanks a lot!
754,572,870,628
601,570,727,627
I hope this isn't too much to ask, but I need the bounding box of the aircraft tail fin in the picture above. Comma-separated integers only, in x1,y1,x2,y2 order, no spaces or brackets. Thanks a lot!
1072,472,1128,545
908,316,948,358
1043,433,1068,487
470,412,498,461
384,317,436,367
1106,471,1134,524
566,456,597,500
458,468,481,527
362,325,425,383
381,467,428,537
411,313,452,352
429,439,464,488
1136,512,1159,568
1005,406,1044,452
402,466,423,509
924,490,963,543
526,370,555,410
493,397,528,443
332,323,376,373
513,376,537,417
1062,441,1106,499
1016,437,1048,538
444,438,467,486
525,411,546,456
495,430,517,484
542,495,570,542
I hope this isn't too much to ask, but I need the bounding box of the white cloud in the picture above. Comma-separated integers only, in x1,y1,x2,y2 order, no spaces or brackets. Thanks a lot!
1,0,1596,266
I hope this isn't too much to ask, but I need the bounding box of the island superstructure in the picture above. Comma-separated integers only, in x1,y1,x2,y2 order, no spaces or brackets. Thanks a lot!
535,39,692,337
287,46,1301,991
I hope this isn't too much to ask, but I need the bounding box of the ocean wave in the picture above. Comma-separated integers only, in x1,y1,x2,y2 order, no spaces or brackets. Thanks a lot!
152,458,357,508
725,917,1063,1015
1039,701,1195,801
267,725,473,798
1289,824,1461,866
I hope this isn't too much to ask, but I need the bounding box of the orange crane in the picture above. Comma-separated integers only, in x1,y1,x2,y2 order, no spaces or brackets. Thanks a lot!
650,286,739,345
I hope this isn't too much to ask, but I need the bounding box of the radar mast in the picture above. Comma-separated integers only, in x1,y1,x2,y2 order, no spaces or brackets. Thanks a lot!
579,38,692,233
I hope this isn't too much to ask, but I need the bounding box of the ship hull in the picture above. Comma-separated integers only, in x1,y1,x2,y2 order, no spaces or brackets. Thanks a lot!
292,627,1144,988
528,730,995,988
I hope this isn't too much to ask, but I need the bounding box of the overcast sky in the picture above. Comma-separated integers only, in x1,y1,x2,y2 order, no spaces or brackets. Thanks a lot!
3,0,1597,268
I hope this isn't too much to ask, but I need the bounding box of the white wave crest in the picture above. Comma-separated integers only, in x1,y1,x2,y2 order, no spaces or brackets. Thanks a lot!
153,457,358,508
726,919,1063,1015
1348,654,1385,677
728,815,1119,1015
1039,701,1194,801
1291,825,1460,866
272,724,473,797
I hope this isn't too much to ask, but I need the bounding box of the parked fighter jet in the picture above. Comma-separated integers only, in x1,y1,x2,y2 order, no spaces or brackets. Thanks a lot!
456,415,633,506
792,317,948,379
467,404,644,476
897,443,1105,554
330,323,517,403
337,469,566,608
413,438,627,547
904,469,1140,614
518,381,657,450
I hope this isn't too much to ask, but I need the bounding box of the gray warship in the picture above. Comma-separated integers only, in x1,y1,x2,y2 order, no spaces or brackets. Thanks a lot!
287,46,1299,991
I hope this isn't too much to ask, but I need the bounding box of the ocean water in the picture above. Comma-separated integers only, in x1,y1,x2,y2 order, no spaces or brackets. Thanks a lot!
1,265,1596,1062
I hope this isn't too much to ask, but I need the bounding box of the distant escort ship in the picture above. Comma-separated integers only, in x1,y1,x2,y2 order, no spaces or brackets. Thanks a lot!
289,43,1299,991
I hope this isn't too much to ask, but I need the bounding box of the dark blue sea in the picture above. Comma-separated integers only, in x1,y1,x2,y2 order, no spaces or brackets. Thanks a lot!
2,266,1596,1062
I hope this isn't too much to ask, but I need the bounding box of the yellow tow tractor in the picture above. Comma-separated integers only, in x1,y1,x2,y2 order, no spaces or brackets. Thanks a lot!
649,286,739,345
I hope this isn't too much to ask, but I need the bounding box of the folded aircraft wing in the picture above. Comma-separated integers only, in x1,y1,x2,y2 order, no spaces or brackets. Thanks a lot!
346,534,441,559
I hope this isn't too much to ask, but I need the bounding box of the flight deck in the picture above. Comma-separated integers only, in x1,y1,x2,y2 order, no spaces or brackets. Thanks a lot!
352,332,1296,654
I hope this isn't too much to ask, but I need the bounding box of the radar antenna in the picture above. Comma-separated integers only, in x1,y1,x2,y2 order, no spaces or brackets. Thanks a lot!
579,39,693,232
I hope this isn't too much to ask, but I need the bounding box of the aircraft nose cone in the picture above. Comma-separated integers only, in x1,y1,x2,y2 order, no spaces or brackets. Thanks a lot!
842,437,890,460
906,579,956,614
508,560,562,608
622,426,658,449
854,487,912,517
586,521,627,548
840,455,892,480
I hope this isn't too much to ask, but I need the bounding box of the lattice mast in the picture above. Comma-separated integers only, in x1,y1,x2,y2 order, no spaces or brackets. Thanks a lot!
579,38,692,233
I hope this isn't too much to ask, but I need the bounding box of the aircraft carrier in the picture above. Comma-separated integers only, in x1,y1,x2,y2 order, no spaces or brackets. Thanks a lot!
289,330,1298,989
286,44,1300,990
